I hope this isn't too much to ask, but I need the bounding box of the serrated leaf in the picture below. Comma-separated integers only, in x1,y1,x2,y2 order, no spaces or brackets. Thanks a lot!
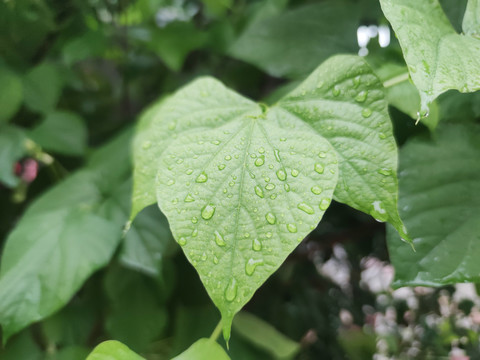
0,66,22,123
228,1,359,78
380,0,480,114
0,131,132,343
278,55,408,240
86,340,144,360
172,338,230,360
233,312,300,360
387,124,480,287
28,111,87,156
0,125,28,187
463,0,480,37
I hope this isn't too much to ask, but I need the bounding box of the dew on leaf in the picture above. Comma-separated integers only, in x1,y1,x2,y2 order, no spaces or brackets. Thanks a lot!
265,183,275,191
192,228,198,237
186,169,193,175
287,223,298,233
318,151,326,158
225,155,232,161
311,185,323,195
258,147,265,154
245,258,264,276
225,278,238,302
361,108,373,118
254,155,265,166
191,216,198,224
379,133,387,139
167,179,175,186
201,252,207,261
264,176,270,182
280,137,286,142
214,230,226,247
201,204,216,220
213,256,219,264
177,237,187,246
355,90,368,103
211,140,220,145
284,183,290,192
353,75,361,88
291,169,299,177
332,85,341,96
298,202,314,214
252,238,262,251
276,169,287,181
274,149,281,162
254,185,264,198
319,198,331,211
195,172,208,183
218,164,226,170
184,194,195,202
270,194,277,199
378,168,392,176
142,141,152,149
265,212,276,224
314,163,324,174
266,232,272,238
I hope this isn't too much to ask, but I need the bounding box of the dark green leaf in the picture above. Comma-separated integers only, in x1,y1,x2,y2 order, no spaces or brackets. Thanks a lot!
23,63,63,114
0,125,27,187
0,66,22,123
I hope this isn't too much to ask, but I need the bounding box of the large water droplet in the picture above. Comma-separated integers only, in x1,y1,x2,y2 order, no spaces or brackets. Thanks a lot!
265,212,276,224
252,238,262,251
201,204,216,220
378,168,392,176
245,258,264,276
355,90,368,103
319,198,331,211
214,231,226,247
265,183,276,190
196,172,208,183
177,237,187,246
254,185,264,198
274,149,281,162
298,202,314,214
225,278,238,302
255,155,265,167
287,223,298,233
276,169,287,181
361,108,372,118
184,194,195,202
314,163,324,174
311,185,323,195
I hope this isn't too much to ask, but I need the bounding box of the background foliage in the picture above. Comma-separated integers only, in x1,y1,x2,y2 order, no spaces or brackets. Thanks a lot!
0,0,479,359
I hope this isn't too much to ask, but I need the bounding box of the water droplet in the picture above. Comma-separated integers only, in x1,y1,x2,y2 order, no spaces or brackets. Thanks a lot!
291,169,299,177
201,204,216,220
314,163,324,174
265,183,276,190
280,137,286,142
332,85,341,97
201,252,207,261
371,201,388,222
274,149,281,162
176,158,184,164
218,164,226,170
265,212,276,224
225,278,238,302
318,151,326,158
252,238,262,251
214,231,226,246
311,185,323,195
317,80,324,89
379,132,387,139
168,122,176,130
353,76,361,88
191,216,198,224
167,179,175,186
196,172,208,183
177,237,186,246
319,198,331,211
245,258,264,276
266,232,272,238
192,228,198,237
172,198,178,204
298,202,314,214
284,184,290,192
276,169,287,181
355,90,368,103
378,168,392,176
213,256,219,264
258,147,265,154
225,155,232,161
361,108,372,118
211,140,220,145
254,185,264,198
142,141,152,149
186,169,193,175
264,176,270,182
255,155,265,167
270,194,277,199
184,194,195,202
287,223,298,233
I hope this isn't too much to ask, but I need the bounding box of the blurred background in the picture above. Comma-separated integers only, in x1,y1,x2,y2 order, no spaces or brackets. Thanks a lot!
1,0,480,359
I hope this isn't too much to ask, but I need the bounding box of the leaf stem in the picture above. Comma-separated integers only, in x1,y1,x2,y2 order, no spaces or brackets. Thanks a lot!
383,72,410,88
209,320,223,342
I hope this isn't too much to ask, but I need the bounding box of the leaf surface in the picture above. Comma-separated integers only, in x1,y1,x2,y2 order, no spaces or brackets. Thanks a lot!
0,66,22,123
387,124,480,286
0,125,28,187
380,0,480,113
171,338,230,360
86,340,144,360
463,0,480,37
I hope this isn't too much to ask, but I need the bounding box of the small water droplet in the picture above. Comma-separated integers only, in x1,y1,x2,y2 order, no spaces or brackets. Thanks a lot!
274,149,281,162
280,137,286,142
265,183,276,190
258,147,265,154
201,204,216,220
371,201,388,222
266,232,272,238
201,252,207,261
214,231,226,247
213,256,219,264
196,172,208,183
318,151,326,158
186,169,193,175
192,228,198,237
265,212,276,224
254,185,264,198
225,278,238,302
177,237,187,246
252,238,262,251
298,202,315,214
142,141,152,149
284,183,290,192
255,155,265,166
319,198,331,211
287,223,298,233
291,169,299,177
314,163,324,174
270,194,277,199
353,76,361,88
276,169,287,181
311,185,323,195
361,108,372,118
176,158,184,164
332,85,341,97
191,216,198,224
218,164,226,170
211,140,220,145
245,258,264,276
225,155,232,161
167,179,175,186
379,132,387,139
355,90,368,103
264,176,270,182
378,168,392,176
184,194,195,202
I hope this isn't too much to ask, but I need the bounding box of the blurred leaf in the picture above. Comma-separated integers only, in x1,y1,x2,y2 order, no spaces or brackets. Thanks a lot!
228,1,360,78
0,330,42,360
0,131,132,343
0,66,23,123
28,111,87,156
23,63,63,114
232,312,300,360
388,124,480,286
463,0,480,37
45,346,91,360
201,0,232,16
62,31,109,66
0,125,27,187
380,0,480,114
172,338,230,360
104,265,168,352
338,328,376,360
86,340,144,360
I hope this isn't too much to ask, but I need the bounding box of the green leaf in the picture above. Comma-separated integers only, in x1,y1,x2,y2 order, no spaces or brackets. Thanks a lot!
86,340,144,360
62,30,109,65
0,125,27,187
228,1,360,78
463,0,480,37
28,111,87,156
232,312,300,360
379,0,480,113
387,124,480,286
278,55,408,240
23,62,63,114
0,131,132,343
0,66,22,123
172,338,230,360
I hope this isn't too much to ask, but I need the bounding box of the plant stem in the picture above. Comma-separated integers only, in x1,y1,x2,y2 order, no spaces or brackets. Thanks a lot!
383,72,410,88
209,320,223,341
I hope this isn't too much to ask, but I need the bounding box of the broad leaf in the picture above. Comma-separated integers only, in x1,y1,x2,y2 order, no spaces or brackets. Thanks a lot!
0,131,132,343
380,0,480,114
0,66,22,123
0,125,28,187
463,0,480,37
387,124,480,286
233,312,300,360
228,1,359,78
86,340,144,360
28,111,87,156
172,338,230,360
278,55,408,240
